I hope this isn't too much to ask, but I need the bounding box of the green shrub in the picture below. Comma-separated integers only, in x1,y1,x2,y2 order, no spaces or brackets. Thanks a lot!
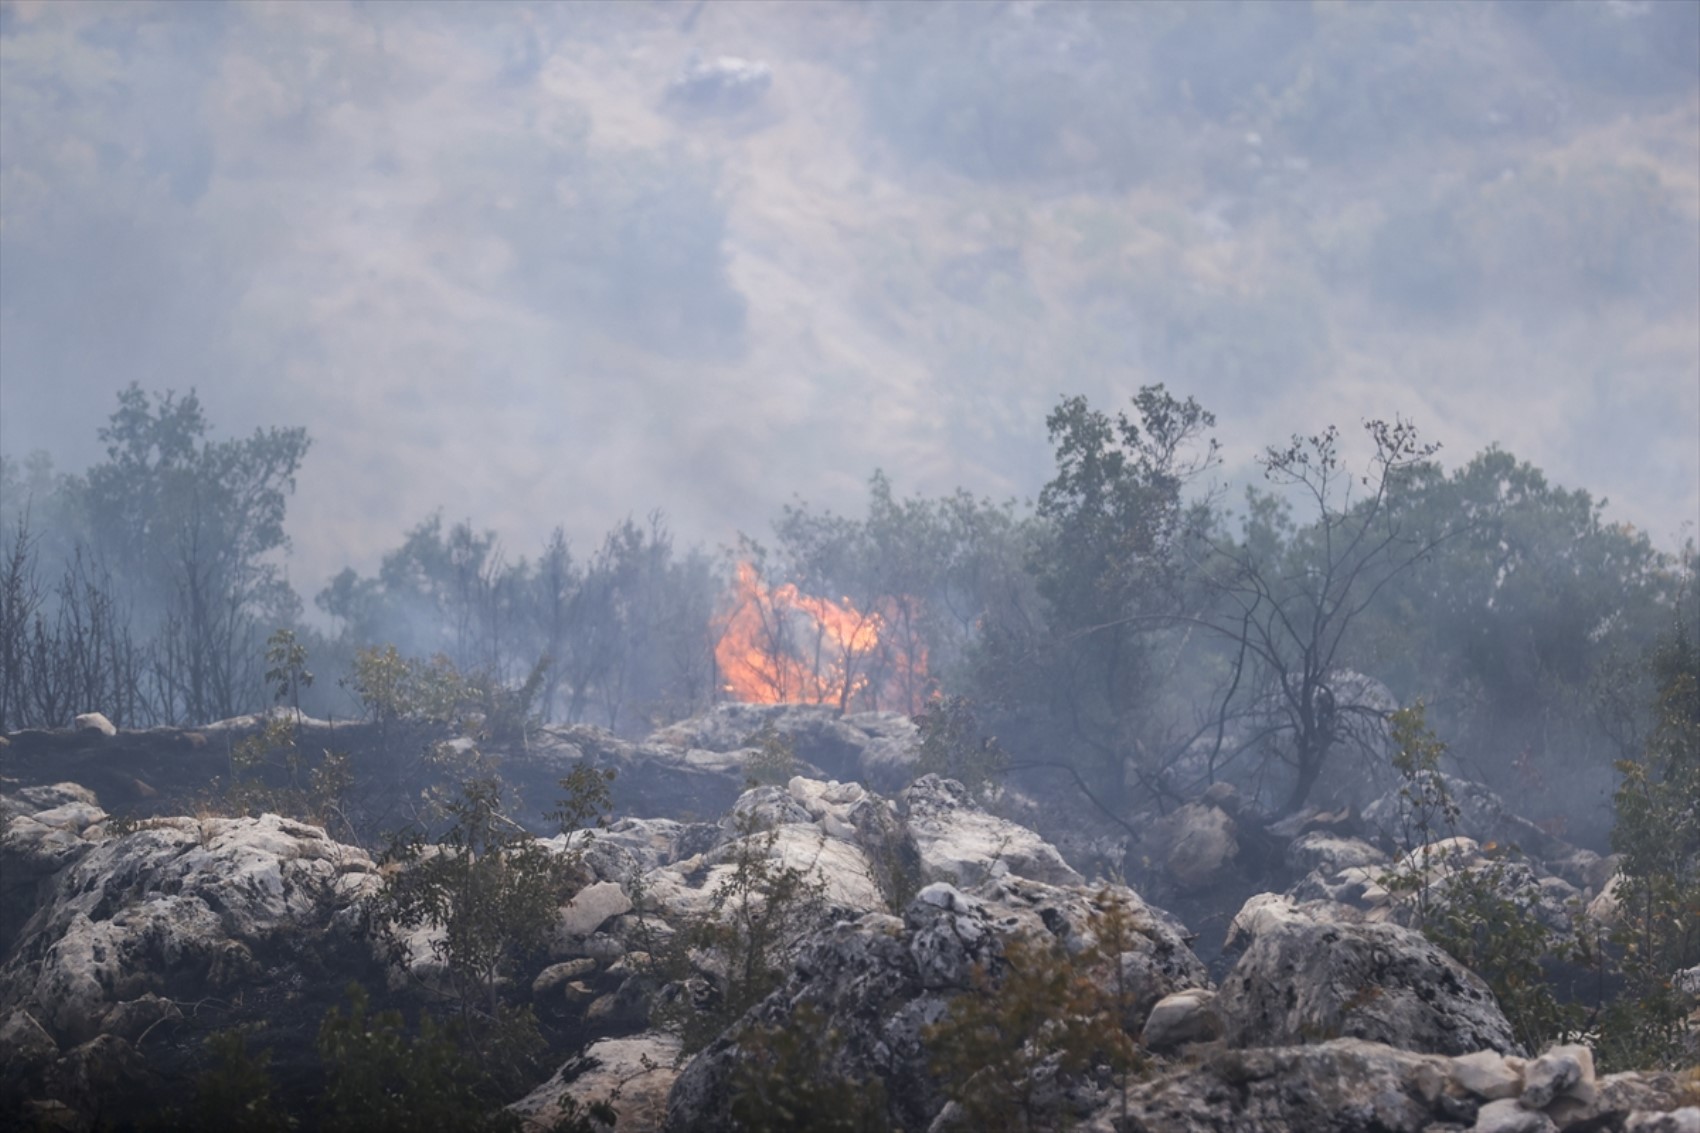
316,983,523,1133
1598,617,1700,1071
728,1004,892,1133
369,762,614,1108
184,1027,294,1133
654,811,828,1052
924,892,1144,1131
912,694,1008,802
743,722,798,787
1380,704,1584,1054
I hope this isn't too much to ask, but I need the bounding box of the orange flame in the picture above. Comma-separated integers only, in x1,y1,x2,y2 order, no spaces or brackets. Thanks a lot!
714,562,930,714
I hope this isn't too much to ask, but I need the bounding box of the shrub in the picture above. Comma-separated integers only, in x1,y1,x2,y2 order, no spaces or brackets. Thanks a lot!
924,892,1144,1130
1598,617,1700,1071
654,811,829,1053
316,983,523,1133
371,763,614,1100
1380,703,1584,1054
743,722,798,787
912,694,1008,802
727,1004,892,1133
182,1027,294,1133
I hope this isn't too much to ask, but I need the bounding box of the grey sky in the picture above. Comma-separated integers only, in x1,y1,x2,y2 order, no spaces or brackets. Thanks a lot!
3,0,1696,598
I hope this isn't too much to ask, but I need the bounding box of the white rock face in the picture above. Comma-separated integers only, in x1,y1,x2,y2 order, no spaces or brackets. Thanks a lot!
1141,988,1223,1051
1286,831,1387,875
1146,801,1239,891
72,713,116,737
0,812,375,1044
1521,1043,1595,1108
1472,1096,1559,1133
900,775,1083,888
1451,1049,1526,1100
1222,891,1360,953
510,1032,681,1132
557,881,634,939
647,824,886,921
1216,918,1519,1056
1624,1110,1700,1133
1587,872,1625,925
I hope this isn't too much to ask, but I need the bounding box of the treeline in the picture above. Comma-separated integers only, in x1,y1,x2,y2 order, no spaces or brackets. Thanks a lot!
2,383,1693,842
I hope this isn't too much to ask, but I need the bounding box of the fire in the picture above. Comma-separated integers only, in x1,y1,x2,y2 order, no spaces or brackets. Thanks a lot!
714,561,930,714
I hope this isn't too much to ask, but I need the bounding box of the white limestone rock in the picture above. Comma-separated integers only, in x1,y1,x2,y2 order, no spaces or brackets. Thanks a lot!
0,813,374,1045
1141,988,1223,1052
1472,1096,1557,1133
1520,1043,1595,1109
1145,801,1240,891
1624,1110,1700,1133
900,775,1082,889
1450,1049,1526,1100
72,713,116,737
557,881,634,939
1286,831,1388,876
510,1033,681,1133
1215,918,1520,1056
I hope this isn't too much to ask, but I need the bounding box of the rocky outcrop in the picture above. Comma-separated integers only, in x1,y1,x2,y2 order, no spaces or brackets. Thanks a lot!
1095,1037,1697,1133
1143,797,1241,892
509,1033,681,1133
1215,911,1520,1056
664,873,1210,1132
0,807,376,1047
1,784,108,953
5,703,1694,1133
1362,773,1576,863
651,703,920,791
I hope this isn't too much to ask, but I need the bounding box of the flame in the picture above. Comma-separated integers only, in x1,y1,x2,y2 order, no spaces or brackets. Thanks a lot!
714,561,930,714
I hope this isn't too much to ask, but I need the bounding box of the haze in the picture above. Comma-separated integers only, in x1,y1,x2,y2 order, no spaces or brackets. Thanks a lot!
3,0,1696,594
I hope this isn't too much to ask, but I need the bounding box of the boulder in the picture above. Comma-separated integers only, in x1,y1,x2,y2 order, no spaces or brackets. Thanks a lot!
2,787,110,953
1451,1050,1527,1100
1362,773,1573,862
1520,1043,1595,1109
0,813,376,1046
900,775,1083,889
72,714,116,738
557,881,634,939
651,704,919,790
1108,1039,1462,1133
1215,917,1519,1056
1286,831,1388,876
1146,801,1240,892
1141,988,1224,1052
665,869,1207,1132
510,1033,680,1133
1473,1096,1559,1132
1624,1111,1700,1133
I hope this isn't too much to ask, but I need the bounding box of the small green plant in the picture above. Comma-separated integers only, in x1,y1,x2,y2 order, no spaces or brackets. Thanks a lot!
182,1026,294,1133
371,762,614,1105
743,721,798,787
217,713,353,834
376,767,611,1023
1597,616,1700,1071
348,646,469,729
655,811,829,1052
316,983,524,1133
924,892,1145,1131
1380,703,1583,1053
264,628,313,719
728,1004,892,1132
912,694,1009,801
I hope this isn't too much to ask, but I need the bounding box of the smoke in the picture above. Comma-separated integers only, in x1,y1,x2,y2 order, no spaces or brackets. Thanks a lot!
2,0,1696,601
